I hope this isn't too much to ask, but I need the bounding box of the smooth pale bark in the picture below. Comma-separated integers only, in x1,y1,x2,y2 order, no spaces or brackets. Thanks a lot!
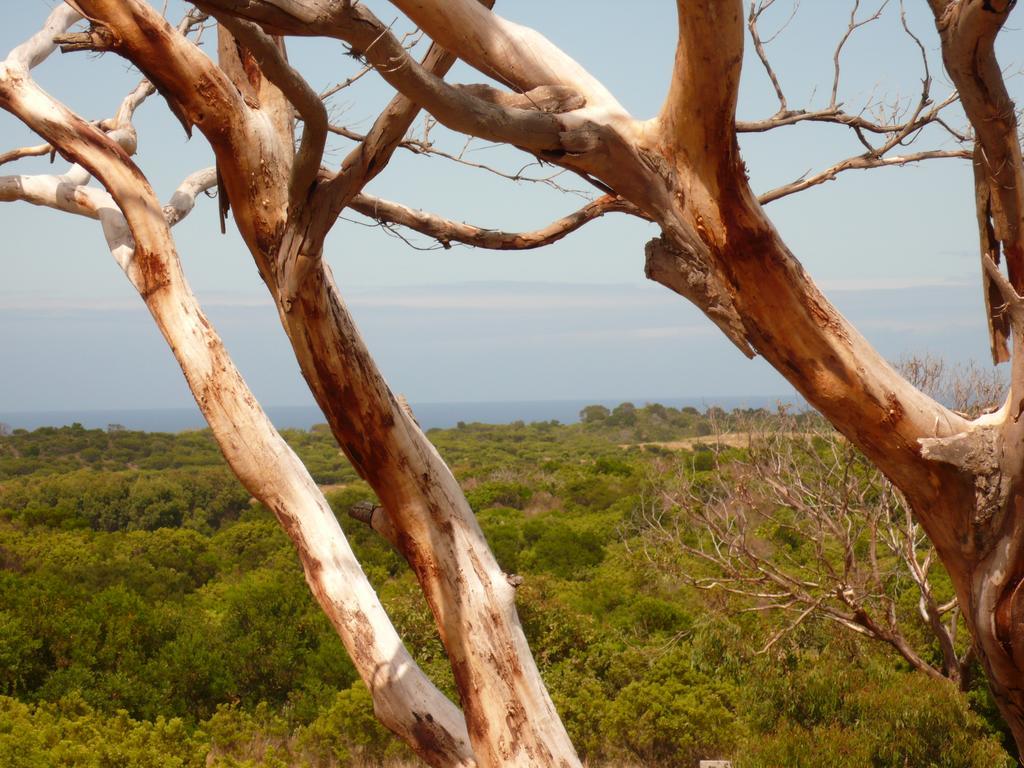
395,1,972,527
355,0,1024,747
64,2,583,765
644,0,1024,748
274,267,582,768
0,17,477,765
218,17,582,768
64,0,987,756
192,0,582,152
386,0,623,111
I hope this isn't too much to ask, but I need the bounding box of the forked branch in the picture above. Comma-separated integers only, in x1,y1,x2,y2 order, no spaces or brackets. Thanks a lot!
212,13,326,213
0,10,477,765
759,148,970,204
639,414,971,685
193,0,588,153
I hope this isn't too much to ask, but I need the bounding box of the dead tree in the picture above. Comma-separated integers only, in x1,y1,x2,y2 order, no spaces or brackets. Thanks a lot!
636,357,1007,688
2,0,1024,763
642,412,973,686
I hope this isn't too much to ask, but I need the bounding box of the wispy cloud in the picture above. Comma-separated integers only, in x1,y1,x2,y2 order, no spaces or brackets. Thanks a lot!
0,294,142,311
0,277,978,314
549,325,716,342
856,316,980,333
818,277,972,292
0,291,275,312
347,293,659,311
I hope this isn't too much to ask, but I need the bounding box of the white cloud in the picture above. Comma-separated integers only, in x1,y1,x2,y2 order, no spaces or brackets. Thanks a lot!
0,278,979,316
551,325,716,342
0,291,275,312
345,283,666,311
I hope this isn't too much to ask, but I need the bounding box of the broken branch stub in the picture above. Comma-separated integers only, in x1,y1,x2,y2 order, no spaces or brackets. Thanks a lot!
644,235,754,357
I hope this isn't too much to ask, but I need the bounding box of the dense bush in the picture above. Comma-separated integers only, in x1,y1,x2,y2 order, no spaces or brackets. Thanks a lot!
0,469,252,532
0,416,1013,766
739,661,1012,767
0,694,205,768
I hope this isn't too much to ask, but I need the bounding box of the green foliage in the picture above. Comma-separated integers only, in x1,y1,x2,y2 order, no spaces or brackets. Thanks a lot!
0,468,252,532
739,653,1013,767
579,405,610,423
0,694,205,767
476,506,525,572
298,683,410,764
606,402,637,427
602,649,739,767
521,517,605,578
465,480,532,511
0,415,1014,766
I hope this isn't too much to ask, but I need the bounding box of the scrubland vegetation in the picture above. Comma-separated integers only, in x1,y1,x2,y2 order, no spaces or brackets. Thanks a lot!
0,406,1014,766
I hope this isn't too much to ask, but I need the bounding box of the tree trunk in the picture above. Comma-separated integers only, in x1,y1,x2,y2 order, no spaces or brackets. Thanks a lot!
963,484,1024,751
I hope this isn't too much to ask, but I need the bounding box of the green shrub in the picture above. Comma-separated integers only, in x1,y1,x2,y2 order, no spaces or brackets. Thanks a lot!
0,694,205,768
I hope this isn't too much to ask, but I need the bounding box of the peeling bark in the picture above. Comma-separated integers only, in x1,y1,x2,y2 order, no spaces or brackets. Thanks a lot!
644,236,753,357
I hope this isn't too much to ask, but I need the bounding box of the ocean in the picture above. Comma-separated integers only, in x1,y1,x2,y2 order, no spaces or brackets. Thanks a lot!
0,395,804,433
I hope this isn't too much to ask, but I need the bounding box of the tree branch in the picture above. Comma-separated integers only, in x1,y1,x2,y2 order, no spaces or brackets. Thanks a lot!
163,167,218,227
758,148,970,204
645,412,965,684
279,2,498,283
0,142,53,167
386,0,623,111
193,0,585,153
213,13,326,213
9,4,81,69
67,0,294,253
931,0,1024,357
831,1,890,109
660,0,745,176
348,193,639,250
747,0,791,113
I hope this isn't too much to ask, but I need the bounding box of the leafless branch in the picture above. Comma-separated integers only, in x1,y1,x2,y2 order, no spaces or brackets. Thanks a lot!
634,385,975,686
0,142,52,168
833,1,891,109
193,0,588,153
318,26,423,101
320,64,373,100
742,0,971,205
747,0,799,112
347,192,642,249
759,148,970,204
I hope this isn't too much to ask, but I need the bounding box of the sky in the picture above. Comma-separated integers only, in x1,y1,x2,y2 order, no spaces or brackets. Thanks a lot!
0,1,1019,413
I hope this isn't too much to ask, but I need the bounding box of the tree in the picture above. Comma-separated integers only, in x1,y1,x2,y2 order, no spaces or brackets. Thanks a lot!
637,358,1007,690
579,405,610,424
1,0,1023,764
643,410,975,686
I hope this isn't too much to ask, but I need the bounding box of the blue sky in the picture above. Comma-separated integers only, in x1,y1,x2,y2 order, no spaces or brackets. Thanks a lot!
0,1,1017,411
